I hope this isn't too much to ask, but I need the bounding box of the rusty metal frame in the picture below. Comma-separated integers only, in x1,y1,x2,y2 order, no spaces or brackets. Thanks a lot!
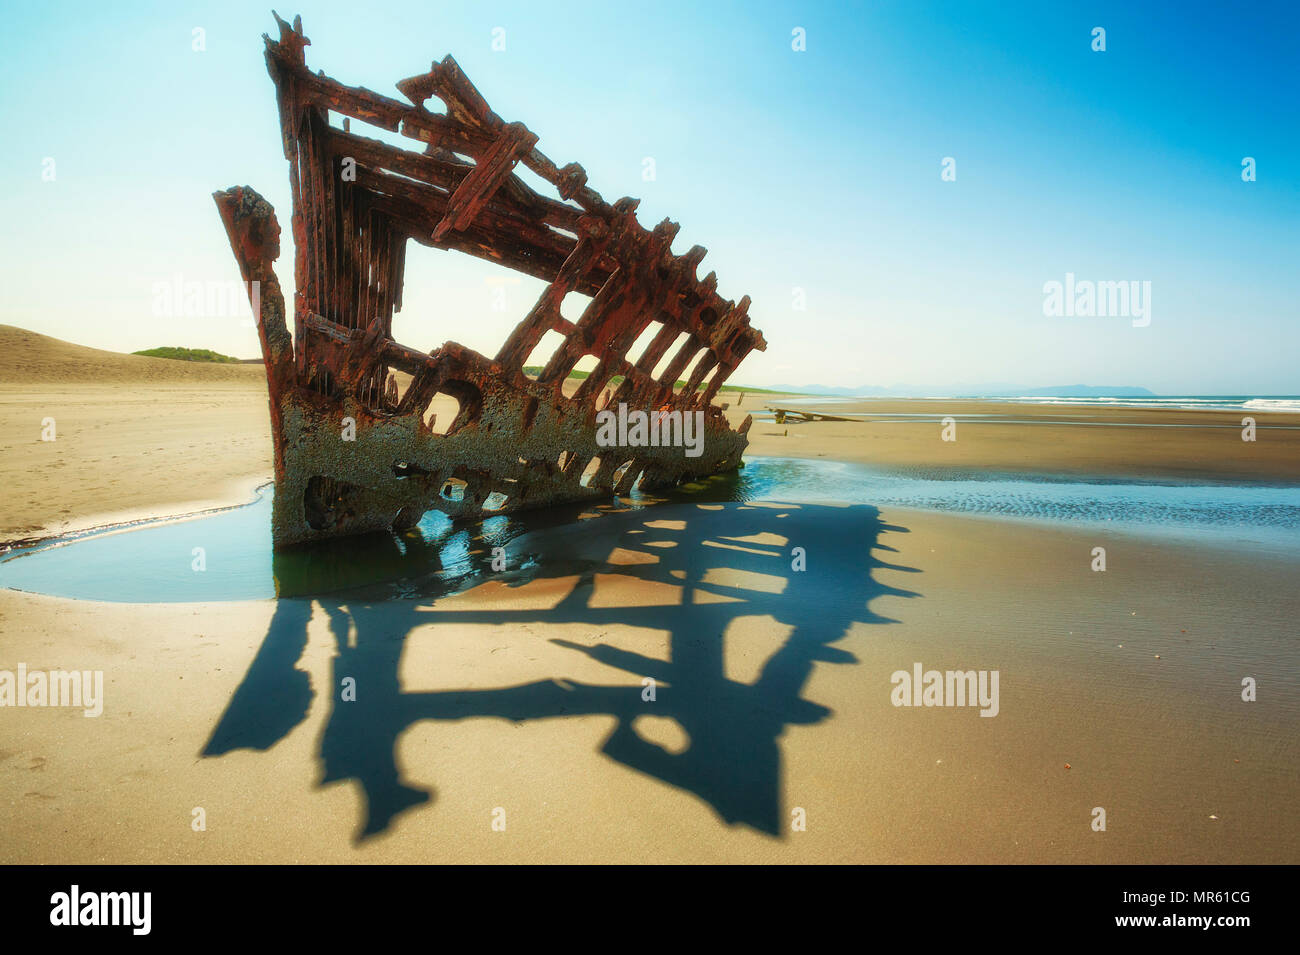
215,13,765,549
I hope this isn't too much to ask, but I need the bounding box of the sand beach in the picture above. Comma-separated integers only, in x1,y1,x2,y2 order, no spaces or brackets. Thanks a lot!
1,327,1297,863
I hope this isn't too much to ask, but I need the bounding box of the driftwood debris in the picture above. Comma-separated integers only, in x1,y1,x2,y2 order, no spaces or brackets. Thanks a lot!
215,14,765,548
769,407,855,423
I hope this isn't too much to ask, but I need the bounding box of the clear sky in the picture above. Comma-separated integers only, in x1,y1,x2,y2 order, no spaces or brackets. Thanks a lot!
1,0,1296,393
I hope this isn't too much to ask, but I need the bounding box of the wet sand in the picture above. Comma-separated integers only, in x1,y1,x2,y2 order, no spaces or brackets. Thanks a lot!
1,501,1295,863
5,384,1298,543
731,396,1300,484
1,328,1297,862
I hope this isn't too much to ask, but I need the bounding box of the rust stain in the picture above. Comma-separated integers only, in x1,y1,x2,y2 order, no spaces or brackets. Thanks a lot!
215,14,766,549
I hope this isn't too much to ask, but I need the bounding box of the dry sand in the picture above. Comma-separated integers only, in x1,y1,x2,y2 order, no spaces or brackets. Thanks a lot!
1,326,1297,862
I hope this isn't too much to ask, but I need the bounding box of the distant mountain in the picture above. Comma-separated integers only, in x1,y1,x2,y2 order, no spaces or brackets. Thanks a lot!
983,385,1157,398
768,384,884,397
767,383,1157,398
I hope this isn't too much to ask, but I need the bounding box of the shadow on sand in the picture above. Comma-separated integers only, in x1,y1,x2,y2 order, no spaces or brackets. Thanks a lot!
202,498,920,840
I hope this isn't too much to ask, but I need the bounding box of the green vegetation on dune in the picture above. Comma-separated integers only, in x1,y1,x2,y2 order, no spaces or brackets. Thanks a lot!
714,383,787,395
520,366,785,395
132,347,242,363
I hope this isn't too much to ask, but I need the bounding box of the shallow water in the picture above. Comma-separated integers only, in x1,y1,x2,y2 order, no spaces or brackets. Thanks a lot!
2,456,1297,603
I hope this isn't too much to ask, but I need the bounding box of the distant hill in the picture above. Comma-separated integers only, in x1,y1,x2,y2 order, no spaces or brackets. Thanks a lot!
0,325,265,384
131,346,241,364
768,382,1157,398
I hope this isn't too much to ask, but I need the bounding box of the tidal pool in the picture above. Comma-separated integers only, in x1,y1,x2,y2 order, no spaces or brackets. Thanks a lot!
2,457,1297,602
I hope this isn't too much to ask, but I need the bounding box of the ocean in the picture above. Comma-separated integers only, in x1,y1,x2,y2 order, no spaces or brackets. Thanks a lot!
774,395,1300,413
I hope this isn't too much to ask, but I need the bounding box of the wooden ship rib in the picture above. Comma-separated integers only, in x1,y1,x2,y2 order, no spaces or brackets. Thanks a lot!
215,13,766,548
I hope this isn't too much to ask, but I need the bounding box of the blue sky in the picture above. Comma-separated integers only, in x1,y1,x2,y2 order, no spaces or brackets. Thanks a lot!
0,0,1295,393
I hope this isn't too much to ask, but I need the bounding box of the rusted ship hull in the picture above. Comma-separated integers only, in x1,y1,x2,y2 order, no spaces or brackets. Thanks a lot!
216,15,765,549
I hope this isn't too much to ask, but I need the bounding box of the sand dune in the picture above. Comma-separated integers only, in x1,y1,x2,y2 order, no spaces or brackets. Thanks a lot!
0,327,271,539
0,324,264,385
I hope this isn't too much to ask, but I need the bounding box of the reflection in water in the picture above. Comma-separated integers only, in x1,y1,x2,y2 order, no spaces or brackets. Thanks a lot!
3,456,1298,603
273,469,758,601
270,475,748,600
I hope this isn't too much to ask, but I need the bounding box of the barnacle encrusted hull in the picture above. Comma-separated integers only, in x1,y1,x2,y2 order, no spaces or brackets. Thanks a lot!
215,15,766,549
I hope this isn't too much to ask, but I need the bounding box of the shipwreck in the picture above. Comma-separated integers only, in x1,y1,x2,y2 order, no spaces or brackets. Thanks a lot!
216,14,766,548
